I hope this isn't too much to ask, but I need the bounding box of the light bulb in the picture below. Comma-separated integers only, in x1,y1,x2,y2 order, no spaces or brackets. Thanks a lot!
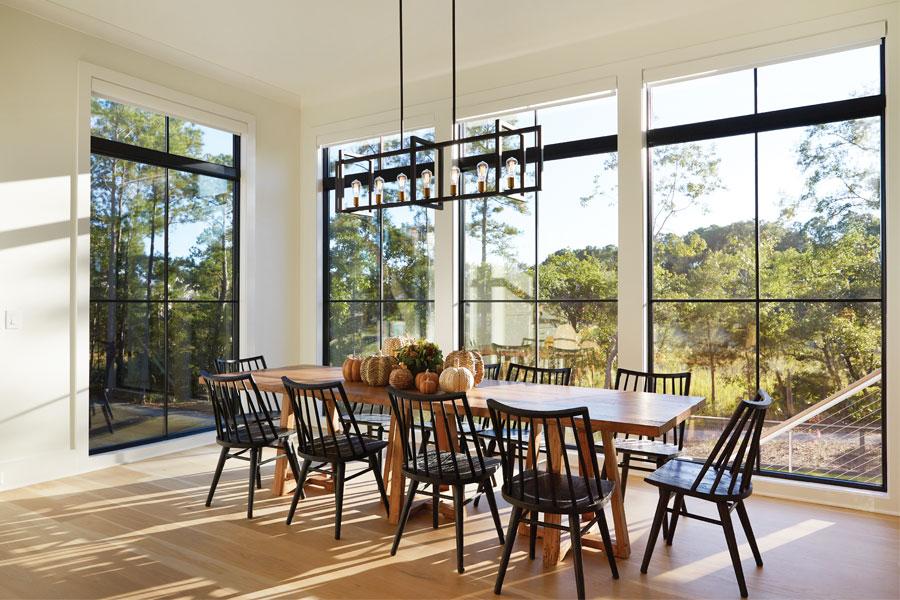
476,161,489,193
396,173,408,202
351,179,361,207
450,165,460,195
421,169,433,199
374,176,384,205
505,157,518,190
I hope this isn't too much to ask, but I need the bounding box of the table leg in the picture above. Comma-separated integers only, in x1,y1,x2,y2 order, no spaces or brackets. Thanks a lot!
387,412,405,525
272,393,294,496
301,401,340,493
600,430,631,559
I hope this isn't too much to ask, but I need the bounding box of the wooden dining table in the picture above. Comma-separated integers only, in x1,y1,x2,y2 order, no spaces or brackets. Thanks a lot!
246,364,704,568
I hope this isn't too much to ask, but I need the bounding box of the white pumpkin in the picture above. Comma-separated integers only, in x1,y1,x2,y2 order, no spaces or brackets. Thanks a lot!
439,361,475,393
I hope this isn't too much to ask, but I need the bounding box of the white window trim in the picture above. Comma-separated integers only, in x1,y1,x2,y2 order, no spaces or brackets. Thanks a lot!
75,62,257,465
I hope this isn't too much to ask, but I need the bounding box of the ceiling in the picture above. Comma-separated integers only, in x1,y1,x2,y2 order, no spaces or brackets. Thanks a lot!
8,0,728,107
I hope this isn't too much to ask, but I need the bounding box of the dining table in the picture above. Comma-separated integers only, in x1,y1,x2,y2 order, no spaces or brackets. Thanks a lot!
245,364,705,568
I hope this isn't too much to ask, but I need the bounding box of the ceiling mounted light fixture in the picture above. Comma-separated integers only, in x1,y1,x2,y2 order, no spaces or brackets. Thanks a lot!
334,0,543,214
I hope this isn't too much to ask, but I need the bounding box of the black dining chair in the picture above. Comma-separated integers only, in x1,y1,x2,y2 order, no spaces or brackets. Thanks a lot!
483,361,502,380
601,368,692,499
216,355,281,417
641,390,772,598
281,377,389,539
489,399,618,600
201,371,300,519
388,387,505,574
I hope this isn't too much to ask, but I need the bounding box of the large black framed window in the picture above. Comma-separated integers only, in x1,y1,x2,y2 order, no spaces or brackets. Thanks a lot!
459,95,619,388
647,43,886,489
89,97,240,453
321,129,436,365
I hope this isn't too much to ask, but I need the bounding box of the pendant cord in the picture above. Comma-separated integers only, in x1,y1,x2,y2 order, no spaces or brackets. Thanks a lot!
399,0,404,148
452,0,456,139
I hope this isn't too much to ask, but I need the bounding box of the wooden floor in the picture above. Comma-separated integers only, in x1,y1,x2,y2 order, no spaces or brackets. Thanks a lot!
1,445,897,600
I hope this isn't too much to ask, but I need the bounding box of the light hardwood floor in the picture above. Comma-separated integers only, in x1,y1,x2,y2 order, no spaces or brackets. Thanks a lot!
1,445,897,599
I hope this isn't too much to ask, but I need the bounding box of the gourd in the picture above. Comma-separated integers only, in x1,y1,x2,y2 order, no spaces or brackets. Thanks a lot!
360,353,398,387
439,361,474,393
382,334,413,358
415,370,439,394
342,355,362,382
388,364,414,390
444,349,484,385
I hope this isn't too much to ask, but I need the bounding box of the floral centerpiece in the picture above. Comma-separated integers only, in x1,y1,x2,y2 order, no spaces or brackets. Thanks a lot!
396,339,444,376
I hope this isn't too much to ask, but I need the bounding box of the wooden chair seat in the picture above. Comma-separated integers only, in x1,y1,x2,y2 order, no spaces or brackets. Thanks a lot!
408,451,500,483
646,458,750,500
504,470,614,513
614,437,681,459
302,433,388,462
226,424,296,448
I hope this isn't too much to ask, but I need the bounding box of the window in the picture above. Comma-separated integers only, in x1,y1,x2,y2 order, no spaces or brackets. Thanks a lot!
89,97,239,453
460,95,618,387
322,129,436,364
648,43,885,489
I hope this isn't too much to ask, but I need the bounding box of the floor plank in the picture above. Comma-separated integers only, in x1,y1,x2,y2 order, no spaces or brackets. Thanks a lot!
0,444,897,599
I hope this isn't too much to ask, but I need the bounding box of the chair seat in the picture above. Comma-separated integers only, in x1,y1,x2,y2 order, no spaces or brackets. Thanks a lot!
346,411,392,428
614,438,681,459
300,434,388,462
406,450,500,483
645,458,750,499
503,470,614,513
477,427,531,444
221,424,294,448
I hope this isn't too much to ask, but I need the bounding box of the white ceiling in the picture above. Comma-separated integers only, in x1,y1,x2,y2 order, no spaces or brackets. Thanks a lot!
8,0,730,107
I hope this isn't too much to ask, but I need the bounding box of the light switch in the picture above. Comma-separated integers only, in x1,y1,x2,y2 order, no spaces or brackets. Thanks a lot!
5,310,22,330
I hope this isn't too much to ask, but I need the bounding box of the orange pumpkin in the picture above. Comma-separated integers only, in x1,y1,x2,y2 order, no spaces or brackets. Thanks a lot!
415,370,439,394
342,355,362,382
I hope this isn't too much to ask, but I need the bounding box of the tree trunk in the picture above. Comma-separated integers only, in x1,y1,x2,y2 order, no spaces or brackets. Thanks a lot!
603,336,618,389
104,163,121,393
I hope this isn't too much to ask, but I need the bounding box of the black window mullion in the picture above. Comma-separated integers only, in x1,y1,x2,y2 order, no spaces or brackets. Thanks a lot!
163,115,170,438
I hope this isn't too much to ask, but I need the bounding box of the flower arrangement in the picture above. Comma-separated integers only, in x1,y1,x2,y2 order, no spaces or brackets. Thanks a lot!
396,339,444,376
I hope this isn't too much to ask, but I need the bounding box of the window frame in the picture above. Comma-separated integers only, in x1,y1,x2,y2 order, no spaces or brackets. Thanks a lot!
456,104,619,375
89,101,242,455
645,40,887,491
321,132,437,364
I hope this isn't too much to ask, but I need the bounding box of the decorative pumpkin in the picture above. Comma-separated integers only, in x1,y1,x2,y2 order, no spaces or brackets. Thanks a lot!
342,355,362,382
396,340,444,375
388,363,414,390
444,349,484,385
360,353,398,387
439,361,474,393
415,369,439,394
382,334,413,358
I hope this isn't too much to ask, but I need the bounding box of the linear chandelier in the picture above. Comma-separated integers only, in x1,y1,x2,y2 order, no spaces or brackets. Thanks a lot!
335,0,543,215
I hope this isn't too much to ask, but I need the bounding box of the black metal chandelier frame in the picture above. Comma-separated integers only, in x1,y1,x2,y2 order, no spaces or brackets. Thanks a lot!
334,0,543,215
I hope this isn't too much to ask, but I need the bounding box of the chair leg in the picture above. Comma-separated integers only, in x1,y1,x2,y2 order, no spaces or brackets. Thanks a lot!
453,485,465,573
619,454,630,499
495,506,524,595
247,448,259,519
570,512,586,600
640,489,671,574
295,458,311,500
657,459,669,541
483,481,505,544
667,493,684,546
736,500,763,567
528,510,538,560
334,462,346,540
432,484,441,529
596,508,619,579
370,455,390,515
285,474,304,526
256,461,263,490
718,501,749,598
391,479,419,556
206,447,228,507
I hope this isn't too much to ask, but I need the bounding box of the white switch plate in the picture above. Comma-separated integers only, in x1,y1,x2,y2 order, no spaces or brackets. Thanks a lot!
5,310,22,329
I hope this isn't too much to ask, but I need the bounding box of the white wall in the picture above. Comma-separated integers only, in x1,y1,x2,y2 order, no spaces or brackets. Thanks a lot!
0,5,302,489
299,0,900,515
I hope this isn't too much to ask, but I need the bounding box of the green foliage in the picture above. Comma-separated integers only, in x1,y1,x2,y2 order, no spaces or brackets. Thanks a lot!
396,340,444,375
